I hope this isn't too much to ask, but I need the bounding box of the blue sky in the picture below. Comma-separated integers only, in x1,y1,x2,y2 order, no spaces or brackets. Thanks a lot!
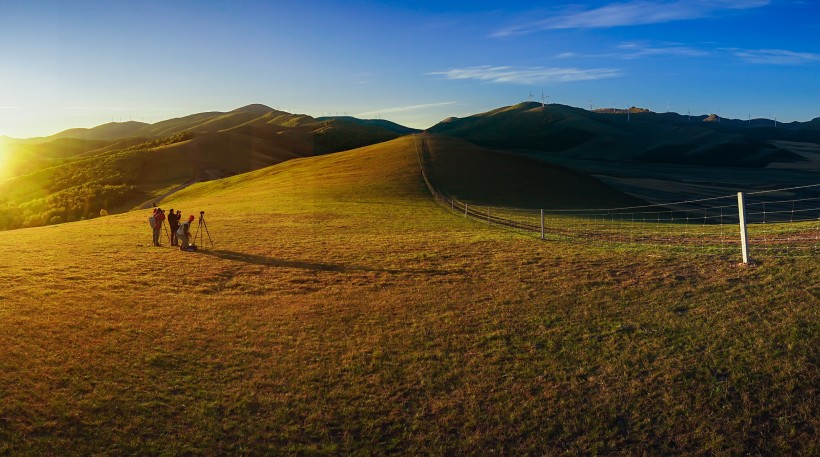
1,0,818,137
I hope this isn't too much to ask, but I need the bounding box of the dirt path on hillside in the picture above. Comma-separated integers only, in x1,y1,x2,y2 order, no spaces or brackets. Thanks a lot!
137,138,208,210
137,178,200,209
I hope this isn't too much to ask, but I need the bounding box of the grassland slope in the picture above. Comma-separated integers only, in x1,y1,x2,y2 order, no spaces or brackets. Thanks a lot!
0,135,816,454
0,106,415,231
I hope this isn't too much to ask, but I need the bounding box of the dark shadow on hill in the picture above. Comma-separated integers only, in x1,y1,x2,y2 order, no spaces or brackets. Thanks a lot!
197,249,456,276
421,134,647,209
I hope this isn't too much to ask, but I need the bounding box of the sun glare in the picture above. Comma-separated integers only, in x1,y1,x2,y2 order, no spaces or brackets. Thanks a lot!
0,140,9,176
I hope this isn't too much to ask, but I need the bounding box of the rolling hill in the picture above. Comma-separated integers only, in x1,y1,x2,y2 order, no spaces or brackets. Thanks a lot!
427,102,820,202
0,135,815,454
0,105,418,230
427,102,815,165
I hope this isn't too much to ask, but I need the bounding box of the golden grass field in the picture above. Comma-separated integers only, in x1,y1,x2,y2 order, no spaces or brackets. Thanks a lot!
0,136,817,454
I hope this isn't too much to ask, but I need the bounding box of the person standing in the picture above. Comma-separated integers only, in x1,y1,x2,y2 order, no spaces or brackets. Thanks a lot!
175,210,183,245
149,208,158,245
168,208,179,246
152,208,166,246
177,215,195,250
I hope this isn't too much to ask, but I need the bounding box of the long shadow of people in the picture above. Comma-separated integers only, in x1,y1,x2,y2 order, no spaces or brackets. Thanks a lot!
196,249,452,275
197,249,355,272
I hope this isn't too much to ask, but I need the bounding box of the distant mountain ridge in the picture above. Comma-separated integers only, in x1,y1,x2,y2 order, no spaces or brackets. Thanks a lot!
49,121,149,141
427,102,820,203
427,102,820,167
19,104,420,144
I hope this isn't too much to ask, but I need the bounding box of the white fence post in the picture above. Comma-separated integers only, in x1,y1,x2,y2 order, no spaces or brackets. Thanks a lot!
541,209,545,240
464,203,468,218
738,192,750,264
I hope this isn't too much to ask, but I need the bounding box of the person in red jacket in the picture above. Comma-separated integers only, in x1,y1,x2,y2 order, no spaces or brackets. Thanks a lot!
152,208,166,246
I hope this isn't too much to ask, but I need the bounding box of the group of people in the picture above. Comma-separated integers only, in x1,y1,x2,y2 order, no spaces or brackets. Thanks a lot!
149,207,197,251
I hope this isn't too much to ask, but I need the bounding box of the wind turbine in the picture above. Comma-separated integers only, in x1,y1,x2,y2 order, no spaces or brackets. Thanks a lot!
687,109,691,121
528,92,534,102
588,100,593,111
774,115,777,127
541,92,546,108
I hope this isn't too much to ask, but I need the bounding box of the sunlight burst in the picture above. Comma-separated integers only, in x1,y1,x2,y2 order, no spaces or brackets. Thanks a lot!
0,140,10,176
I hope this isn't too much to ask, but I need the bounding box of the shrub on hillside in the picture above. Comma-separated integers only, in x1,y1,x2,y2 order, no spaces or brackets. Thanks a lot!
123,131,193,152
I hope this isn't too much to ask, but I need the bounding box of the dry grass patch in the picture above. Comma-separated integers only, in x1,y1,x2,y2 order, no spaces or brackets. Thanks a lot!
0,136,817,454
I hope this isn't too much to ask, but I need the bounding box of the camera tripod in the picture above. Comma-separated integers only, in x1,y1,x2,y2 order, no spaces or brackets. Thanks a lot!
192,211,214,249
162,220,171,244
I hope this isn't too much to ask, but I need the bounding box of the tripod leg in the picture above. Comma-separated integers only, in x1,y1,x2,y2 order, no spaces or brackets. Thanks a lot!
163,221,170,244
202,219,214,247
193,219,201,246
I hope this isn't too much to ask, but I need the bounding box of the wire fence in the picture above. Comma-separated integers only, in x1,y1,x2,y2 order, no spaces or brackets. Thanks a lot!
414,135,820,261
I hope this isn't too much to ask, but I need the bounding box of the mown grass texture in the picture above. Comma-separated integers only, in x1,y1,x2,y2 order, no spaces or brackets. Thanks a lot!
0,136,817,454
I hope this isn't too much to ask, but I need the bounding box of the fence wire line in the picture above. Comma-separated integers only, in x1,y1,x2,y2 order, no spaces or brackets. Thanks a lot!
414,134,820,259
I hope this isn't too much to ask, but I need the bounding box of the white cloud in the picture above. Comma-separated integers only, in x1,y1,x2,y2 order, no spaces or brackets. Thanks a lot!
359,102,458,117
558,42,710,60
616,43,710,59
429,66,622,84
731,48,820,65
493,0,770,36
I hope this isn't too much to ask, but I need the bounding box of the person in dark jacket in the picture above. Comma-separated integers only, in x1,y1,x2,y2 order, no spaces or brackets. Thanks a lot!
167,208,179,246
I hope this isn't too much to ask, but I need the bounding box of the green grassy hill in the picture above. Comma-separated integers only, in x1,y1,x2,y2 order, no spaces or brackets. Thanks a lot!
0,105,416,231
0,137,117,178
316,115,420,135
50,120,149,141
0,135,816,454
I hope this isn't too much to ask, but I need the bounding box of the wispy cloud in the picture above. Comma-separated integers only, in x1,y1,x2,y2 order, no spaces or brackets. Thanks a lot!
494,0,770,36
730,48,820,65
558,42,710,60
616,43,710,59
359,102,458,117
429,66,622,84
556,42,819,65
